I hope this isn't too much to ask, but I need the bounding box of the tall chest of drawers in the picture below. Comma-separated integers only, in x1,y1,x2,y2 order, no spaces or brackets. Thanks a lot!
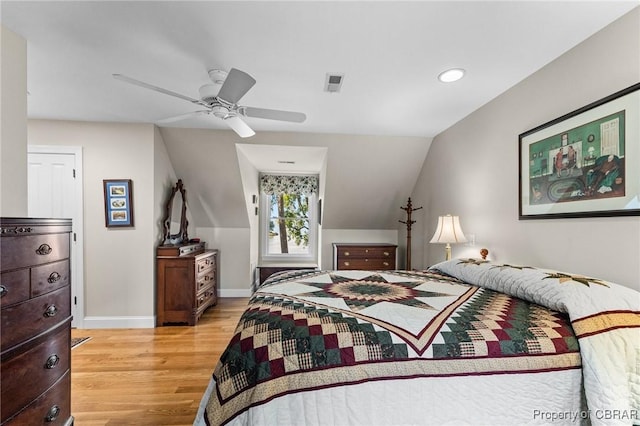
0,218,73,425
333,243,397,270
156,243,218,326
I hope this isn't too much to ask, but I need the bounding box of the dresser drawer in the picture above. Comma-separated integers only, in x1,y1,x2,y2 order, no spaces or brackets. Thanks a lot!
338,258,395,270
3,370,71,426
1,286,71,351
31,260,70,298
1,233,70,271
196,255,215,275
336,246,395,259
0,269,30,307
196,272,215,293
1,323,70,423
196,288,216,310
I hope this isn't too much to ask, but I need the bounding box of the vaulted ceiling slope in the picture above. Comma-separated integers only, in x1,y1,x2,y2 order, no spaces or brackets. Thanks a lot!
159,128,431,229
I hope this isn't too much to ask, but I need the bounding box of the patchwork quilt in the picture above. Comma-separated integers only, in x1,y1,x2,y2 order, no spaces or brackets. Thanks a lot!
196,260,639,426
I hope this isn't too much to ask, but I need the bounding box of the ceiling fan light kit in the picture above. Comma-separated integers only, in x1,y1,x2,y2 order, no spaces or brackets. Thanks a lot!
113,67,306,138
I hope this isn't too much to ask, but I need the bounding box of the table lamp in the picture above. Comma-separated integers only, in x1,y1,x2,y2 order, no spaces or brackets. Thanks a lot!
430,214,467,261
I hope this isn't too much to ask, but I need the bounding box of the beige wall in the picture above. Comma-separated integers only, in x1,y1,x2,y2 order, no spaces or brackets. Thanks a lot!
0,25,28,216
235,146,261,291
411,9,640,289
28,120,158,326
154,127,179,244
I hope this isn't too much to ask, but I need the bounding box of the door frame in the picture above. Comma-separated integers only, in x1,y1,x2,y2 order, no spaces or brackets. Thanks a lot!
28,145,85,328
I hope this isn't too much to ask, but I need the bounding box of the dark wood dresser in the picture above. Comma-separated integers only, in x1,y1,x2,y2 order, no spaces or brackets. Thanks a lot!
257,265,317,285
333,243,397,270
156,243,217,326
0,217,73,425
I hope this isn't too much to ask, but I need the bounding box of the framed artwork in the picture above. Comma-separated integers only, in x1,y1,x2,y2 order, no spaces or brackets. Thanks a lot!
103,179,134,227
519,82,640,219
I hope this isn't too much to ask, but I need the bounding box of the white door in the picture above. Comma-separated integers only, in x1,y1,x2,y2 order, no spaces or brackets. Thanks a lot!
28,147,84,328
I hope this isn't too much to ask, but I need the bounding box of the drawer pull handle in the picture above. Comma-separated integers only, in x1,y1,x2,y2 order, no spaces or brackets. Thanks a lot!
383,262,389,266
344,251,350,256
36,244,53,255
44,305,58,318
343,261,350,266
45,405,60,422
48,272,62,283
383,252,390,256
0,285,6,298
45,354,60,369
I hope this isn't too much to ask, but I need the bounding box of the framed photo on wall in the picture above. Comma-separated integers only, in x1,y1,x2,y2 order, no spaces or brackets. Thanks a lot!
103,179,134,227
519,82,640,219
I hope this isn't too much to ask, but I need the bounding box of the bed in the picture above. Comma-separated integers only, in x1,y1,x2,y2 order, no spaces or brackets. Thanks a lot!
195,259,640,426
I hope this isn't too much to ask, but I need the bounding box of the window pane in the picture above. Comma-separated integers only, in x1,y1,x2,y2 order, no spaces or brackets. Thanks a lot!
267,218,310,254
267,191,311,255
269,194,309,218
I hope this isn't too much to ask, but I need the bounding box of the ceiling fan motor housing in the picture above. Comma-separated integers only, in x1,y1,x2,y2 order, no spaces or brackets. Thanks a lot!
199,84,219,103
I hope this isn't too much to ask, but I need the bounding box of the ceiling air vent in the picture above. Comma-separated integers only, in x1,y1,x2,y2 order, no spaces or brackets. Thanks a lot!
324,73,344,93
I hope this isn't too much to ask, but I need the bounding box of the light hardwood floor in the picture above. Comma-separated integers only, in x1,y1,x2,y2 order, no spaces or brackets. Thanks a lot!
70,297,249,425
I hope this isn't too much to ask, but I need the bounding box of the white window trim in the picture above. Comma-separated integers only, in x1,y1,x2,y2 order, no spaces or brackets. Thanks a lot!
259,190,318,265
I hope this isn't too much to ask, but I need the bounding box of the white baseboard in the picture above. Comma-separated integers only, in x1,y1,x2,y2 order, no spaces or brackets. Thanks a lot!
219,288,252,298
80,292,250,329
83,316,155,329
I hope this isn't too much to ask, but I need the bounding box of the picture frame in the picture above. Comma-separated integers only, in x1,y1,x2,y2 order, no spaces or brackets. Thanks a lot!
103,179,134,227
519,83,640,219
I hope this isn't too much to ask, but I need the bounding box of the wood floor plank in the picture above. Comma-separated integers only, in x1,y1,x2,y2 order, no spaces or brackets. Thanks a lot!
71,297,248,425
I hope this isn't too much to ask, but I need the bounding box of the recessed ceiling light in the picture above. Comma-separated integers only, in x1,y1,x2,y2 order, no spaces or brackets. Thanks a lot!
438,68,465,83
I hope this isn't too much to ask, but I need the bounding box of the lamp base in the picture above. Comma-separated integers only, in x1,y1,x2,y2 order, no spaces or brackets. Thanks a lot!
445,243,452,261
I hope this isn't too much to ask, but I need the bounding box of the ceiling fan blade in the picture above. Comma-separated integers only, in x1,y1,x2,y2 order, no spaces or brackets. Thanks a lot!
113,74,201,105
224,116,255,138
216,68,256,104
156,110,210,124
241,106,306,123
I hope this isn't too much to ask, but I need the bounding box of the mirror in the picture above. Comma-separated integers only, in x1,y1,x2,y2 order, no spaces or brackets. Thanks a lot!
162,179,188,245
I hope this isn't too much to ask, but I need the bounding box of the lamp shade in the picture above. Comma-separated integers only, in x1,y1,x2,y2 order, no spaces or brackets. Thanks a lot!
430,215,467,244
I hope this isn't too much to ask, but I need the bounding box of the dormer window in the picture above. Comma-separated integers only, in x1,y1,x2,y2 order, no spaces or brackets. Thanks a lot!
259,174,318,264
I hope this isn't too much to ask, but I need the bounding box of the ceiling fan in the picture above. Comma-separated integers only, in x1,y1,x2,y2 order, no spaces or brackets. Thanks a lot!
113,68,306,138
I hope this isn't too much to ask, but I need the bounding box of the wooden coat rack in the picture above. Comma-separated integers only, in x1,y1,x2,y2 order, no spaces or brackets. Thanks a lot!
399,197,422,270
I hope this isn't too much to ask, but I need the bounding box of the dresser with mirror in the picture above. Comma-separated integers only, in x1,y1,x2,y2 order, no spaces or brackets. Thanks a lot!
156,180,217,326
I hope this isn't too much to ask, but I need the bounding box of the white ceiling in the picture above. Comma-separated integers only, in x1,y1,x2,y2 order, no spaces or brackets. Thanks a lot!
2,1,638,139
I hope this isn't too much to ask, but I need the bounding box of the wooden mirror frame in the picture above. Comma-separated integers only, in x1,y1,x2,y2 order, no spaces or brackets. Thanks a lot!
162,179,188,245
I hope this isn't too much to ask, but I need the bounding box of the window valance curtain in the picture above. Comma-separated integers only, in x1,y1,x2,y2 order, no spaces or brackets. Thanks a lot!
260,175,318,195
